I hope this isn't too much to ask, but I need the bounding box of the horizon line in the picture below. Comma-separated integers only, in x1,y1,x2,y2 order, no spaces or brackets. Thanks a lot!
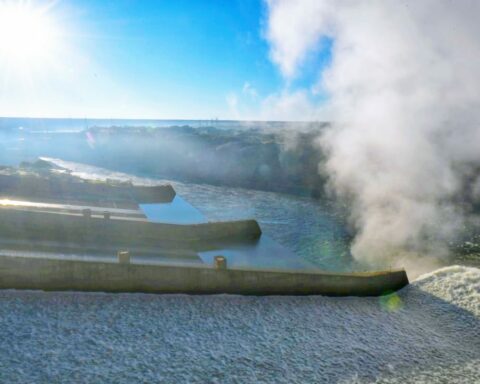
0,115,327,124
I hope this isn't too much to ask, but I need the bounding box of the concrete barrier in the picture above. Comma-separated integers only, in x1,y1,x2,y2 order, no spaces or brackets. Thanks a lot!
0,173,176,205
0,209,262,248
0,254,409,296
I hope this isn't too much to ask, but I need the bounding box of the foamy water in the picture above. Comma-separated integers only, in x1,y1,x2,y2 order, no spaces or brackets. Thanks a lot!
0,266,478,383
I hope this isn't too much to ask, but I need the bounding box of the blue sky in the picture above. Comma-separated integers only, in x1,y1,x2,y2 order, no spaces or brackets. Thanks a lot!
0,0,331,119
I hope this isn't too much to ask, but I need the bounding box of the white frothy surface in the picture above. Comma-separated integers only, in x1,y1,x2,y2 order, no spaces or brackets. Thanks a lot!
0,266,478,383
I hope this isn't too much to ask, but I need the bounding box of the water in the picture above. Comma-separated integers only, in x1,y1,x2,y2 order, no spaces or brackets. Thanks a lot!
0,180,341,271
42,157,354,271
137,183,349,270
140,196,206,224
139,191,318,270
198,236,315,270
170,182,354,271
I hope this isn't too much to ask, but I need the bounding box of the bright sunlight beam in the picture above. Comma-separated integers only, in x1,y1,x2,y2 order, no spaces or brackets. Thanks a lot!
0,1,59,65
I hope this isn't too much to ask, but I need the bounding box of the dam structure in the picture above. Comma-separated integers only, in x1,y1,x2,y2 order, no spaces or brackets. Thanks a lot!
0,161,409,296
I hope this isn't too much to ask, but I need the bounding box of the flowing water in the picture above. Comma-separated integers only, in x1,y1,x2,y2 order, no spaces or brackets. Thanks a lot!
44,157,356,272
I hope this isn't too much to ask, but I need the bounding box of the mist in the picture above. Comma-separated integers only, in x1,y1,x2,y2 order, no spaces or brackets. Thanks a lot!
265,0,480,276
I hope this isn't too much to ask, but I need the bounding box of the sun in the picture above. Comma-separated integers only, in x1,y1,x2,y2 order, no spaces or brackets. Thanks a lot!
0,1,59,64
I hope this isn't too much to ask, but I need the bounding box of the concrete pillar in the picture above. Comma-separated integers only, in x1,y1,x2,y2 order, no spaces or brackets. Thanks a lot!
82,209,92,218
103,211,111,220
117,250,130,264
214,255,227,270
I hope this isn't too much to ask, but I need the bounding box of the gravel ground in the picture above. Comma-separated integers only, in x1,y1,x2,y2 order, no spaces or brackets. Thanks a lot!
0,266,478,383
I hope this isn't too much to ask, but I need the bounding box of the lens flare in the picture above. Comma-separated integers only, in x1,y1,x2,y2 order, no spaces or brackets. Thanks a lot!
379,292,403,312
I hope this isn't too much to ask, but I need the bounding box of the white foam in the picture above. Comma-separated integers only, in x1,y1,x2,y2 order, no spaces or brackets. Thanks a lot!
0,266,478,383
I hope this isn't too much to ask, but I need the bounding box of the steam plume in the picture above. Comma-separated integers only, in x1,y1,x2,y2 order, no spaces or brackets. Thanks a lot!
265,0,480,276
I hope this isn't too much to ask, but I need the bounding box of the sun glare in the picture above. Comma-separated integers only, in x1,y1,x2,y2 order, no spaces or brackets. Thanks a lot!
0,2,58,64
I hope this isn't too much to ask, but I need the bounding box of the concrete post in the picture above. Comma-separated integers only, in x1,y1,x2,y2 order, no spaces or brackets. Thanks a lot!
118,250,130,264
103,211,111,220
214,255,227,270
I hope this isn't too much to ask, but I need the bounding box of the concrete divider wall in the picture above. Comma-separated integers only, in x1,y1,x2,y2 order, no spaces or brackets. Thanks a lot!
0,174,176,204
0,209,262,247
0,254,409,296
130,184,176,203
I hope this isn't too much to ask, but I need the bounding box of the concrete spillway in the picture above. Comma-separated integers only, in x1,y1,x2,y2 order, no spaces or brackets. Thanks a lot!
0,206,409,296
0,163,410,296
0,196,410,296
0,254,408,296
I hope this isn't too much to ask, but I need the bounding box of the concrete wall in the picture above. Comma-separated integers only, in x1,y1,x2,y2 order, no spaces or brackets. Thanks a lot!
0,254,409,296
0,209,262,248
0,173,176,204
